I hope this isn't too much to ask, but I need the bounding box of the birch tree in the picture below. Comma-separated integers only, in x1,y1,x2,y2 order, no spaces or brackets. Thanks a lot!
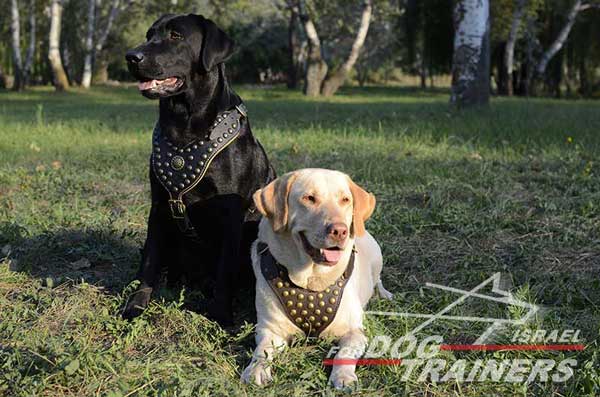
504,0,527,96
451,0,490,107
82,0,97,88
23,0,36,86
10,0,24,91
298,0,373,97
48,0,70,91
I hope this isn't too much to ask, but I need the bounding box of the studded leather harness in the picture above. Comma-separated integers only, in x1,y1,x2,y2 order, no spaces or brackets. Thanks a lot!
257,242,355,337
151,103,248,235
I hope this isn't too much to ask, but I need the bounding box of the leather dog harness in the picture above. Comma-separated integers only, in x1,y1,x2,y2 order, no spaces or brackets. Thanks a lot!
150,103,248,235
257,242,355,337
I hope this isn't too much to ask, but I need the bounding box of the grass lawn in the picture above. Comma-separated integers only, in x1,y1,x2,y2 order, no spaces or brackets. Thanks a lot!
0,85,598,396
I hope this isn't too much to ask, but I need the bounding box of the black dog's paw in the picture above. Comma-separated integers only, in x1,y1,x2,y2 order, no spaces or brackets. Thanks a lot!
207,305,234,328
122,288,152,320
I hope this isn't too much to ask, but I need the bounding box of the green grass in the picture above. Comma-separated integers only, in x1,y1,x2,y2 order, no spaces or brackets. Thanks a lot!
0,85,599,396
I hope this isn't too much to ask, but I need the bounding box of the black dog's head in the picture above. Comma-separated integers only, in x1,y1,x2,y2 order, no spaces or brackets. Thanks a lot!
125,14,235,99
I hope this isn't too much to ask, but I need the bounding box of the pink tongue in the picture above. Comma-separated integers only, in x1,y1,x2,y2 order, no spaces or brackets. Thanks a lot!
138,80,157,90
322,249,342,263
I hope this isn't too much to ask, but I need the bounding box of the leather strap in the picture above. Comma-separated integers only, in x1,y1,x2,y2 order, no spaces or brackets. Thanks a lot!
257,242,355,337
150,104,247,236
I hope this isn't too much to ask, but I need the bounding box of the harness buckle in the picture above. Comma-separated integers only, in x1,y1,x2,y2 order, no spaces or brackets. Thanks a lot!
235,103,248,117
169,199,186,219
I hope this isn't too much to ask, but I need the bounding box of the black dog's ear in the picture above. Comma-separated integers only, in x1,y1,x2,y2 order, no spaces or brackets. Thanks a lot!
193,14,235,72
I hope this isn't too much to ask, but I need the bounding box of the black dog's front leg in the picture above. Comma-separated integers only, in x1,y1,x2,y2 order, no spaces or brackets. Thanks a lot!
123,202,164,319
206,196,244,326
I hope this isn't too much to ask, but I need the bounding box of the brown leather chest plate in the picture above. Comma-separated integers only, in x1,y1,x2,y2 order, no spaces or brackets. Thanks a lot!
257,242,355,337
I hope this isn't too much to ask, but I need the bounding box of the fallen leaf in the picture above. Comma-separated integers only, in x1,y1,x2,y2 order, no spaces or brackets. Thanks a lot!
70,258,91,270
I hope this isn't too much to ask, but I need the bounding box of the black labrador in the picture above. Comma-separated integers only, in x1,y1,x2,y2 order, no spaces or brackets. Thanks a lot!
123,13,274,325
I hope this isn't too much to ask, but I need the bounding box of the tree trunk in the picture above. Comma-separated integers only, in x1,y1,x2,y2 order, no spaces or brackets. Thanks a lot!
92,54,109,84
450,0,490,107
23,0,36,86
10,0,24,91
298,0,327,97
95,0,125,55
536,0,582,79
504,0,527,97
287,3,300,89
0,65,6,89
82,0,97,89
48,0,69,91
321,0,373,97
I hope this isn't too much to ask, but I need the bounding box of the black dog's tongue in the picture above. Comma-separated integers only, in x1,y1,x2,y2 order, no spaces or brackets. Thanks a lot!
139,77,178,91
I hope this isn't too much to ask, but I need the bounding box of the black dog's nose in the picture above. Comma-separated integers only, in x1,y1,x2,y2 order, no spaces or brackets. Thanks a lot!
126,50,144,64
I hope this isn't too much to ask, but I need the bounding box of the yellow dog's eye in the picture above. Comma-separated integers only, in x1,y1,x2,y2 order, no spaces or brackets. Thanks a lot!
303,195,317,204
170,31,183,40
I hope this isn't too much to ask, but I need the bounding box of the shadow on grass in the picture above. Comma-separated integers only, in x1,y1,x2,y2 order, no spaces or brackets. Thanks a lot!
0,222,256,326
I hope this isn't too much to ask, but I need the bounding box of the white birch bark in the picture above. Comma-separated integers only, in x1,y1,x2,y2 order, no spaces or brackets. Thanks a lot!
10,0,24,90
22,0,36,86
535,0,583,76
451,0,490,106
321,0,373,97
298,0,328,97
504,0,527,96
82,0,97,88
48,0,69,91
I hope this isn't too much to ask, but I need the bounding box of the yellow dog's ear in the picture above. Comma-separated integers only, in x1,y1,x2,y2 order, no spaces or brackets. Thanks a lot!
253,172,298,233
347,176,376,237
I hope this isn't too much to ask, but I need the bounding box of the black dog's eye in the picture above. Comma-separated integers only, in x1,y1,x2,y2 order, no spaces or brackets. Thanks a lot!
170,31,183,40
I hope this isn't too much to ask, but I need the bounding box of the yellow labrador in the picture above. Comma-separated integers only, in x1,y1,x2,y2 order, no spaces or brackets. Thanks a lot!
241,168,392,389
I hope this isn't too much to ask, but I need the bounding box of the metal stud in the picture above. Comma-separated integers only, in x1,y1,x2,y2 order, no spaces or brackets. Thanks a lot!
295,317,302,323
319,301,325,307
186,148,191,152
199,141,204,146
287,301,293,307
290,289,296,295
232,123,237,128
284,282,290,287
301,310,308,316
338,281,344,287
283,291,289,297
326,307,333,314
302,323,309,329
156,154,161,159
166,181,172,186
223,133,228,138
208,148,213,153
190,174,196,179
164,162,170,167
213,142,218,148
185,179,190,184
315,309,321,315
179,183,184,188
228,128,233,133
290,309,297,316
329,298,336,304
217,137,223,143
309,316,315,322
296,302,303,308
315,322,321,327
192,145,198,150
155,147,160,152
217,117,222,122
308,296,314,301
298,294,304,300
167,172,173,176
173,187,179,192
276,281,283,288
161,175,167,180
322,316,329,322
199,162,205,166
202,154,208,159
179,149,184,153
158,169,164,174
167,153,173,157
173,147,178,151
182,174,187,178
325,288,331,293
187,165,192,170
308,303,314,309
188,155,194,160
333,290,339,295
317,293,324,299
